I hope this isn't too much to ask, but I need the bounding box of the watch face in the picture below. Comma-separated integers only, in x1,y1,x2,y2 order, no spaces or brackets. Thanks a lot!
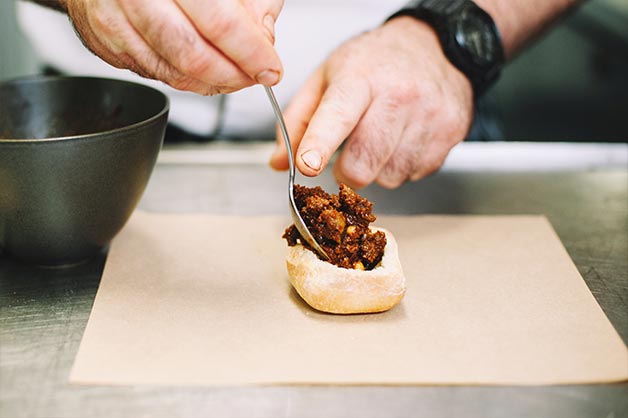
454,9,498,67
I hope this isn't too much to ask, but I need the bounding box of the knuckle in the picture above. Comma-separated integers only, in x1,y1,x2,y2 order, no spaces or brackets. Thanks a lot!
452,106,473,140
328,79,354,101
423,160,442,177
130,65,150,79
338,162,373,189
154,61,195,91
417,154,445,179
111,52,135,69
418,78,443,100
424,93,443,121
343,133,386,186
378,158,410,189
344,131,388,176
346,134,375,164
410,80,444,119
370,100,403,130
319,95,356,134
385,85,420,111
326,105,354,133
438,105,470,147
377,176,404,190
169,76,196,92
204,85,234,96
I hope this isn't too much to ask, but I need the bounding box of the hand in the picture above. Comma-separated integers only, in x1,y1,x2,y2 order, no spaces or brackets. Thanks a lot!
270,17,474,189
62,0,283,94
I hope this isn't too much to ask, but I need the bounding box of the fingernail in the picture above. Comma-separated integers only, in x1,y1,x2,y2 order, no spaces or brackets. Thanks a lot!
263,14,275,43
301,150,322,171
256,69,280,86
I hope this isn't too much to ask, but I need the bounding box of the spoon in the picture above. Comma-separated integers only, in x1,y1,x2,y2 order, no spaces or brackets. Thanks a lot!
264,86,331,262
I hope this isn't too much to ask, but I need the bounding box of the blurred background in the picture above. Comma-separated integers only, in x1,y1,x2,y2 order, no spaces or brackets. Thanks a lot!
1,0,627,142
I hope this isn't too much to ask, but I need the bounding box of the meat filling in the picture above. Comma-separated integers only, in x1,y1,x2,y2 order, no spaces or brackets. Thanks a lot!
283,184,386,270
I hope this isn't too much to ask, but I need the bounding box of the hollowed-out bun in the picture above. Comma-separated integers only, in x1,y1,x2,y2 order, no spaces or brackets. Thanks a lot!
286,227,406,314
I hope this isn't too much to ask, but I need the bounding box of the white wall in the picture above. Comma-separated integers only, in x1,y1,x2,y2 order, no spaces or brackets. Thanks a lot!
0,0,40,81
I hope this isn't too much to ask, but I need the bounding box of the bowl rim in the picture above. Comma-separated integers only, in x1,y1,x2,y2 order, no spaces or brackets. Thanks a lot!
0,75,170,143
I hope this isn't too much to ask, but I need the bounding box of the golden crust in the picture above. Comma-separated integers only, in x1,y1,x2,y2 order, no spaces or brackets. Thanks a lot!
286,227,406,314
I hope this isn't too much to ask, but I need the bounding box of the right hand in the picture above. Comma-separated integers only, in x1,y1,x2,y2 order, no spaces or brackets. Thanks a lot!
61,0,284,95
270,17,473,189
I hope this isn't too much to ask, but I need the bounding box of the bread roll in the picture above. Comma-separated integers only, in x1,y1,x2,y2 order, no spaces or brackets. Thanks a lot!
286,227,406,314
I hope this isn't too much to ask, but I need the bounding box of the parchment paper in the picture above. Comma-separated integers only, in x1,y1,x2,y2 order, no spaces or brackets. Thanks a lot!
70,212,628,386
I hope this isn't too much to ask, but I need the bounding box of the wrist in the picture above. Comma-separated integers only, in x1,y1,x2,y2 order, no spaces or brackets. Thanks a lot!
383,16,473,96
470,0,516,58
472,0,582,58
386,0,504,98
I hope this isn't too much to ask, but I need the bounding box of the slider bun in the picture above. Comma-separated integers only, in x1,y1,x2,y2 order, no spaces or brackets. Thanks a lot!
286,227,406,314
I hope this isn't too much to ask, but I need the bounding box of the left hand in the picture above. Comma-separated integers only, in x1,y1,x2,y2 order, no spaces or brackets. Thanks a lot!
61,0,284,95
270,17,474,189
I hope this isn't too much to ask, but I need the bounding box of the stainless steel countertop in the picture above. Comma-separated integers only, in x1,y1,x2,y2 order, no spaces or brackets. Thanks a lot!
1,142,627,418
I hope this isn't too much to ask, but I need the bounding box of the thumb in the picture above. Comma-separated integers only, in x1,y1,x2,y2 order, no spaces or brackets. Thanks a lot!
245,0,284,44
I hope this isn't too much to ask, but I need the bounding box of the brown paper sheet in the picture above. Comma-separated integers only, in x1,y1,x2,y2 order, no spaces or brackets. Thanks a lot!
70,212,628,386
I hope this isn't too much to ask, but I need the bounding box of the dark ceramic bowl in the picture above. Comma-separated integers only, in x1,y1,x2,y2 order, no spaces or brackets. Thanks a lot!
0,76,168,266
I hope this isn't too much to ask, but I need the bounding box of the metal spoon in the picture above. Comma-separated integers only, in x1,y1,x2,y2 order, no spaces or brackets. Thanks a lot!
264,86,330,262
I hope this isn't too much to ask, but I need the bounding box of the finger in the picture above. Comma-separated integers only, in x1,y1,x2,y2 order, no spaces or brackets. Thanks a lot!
332,97,408,188
373,124,425,189
375,124,448,188
407,135,455,181
119,0,254,92
382,106,467,186
67,0,134,69
79,0,207,92
176,0,283,86
294,76,372,177
243,0,284,44
375,101,468,188
270,67,325,171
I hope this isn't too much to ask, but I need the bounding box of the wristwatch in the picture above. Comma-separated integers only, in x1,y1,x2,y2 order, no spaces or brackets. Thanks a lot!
387,0,504,97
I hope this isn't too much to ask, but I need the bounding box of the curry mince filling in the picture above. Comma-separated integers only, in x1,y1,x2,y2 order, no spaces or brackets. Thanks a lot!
283,184,386,270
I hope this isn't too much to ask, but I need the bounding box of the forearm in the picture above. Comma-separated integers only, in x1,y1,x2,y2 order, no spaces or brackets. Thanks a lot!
24,0,67,13
474,0,582,59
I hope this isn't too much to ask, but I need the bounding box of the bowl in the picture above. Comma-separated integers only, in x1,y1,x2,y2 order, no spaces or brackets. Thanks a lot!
0,76,168,266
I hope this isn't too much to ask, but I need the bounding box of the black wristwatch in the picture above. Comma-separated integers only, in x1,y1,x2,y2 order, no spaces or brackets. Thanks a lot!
387,0,504,97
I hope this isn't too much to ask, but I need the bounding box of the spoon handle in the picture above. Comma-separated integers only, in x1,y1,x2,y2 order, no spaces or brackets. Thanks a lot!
264,86,294,189
264,86,330,262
